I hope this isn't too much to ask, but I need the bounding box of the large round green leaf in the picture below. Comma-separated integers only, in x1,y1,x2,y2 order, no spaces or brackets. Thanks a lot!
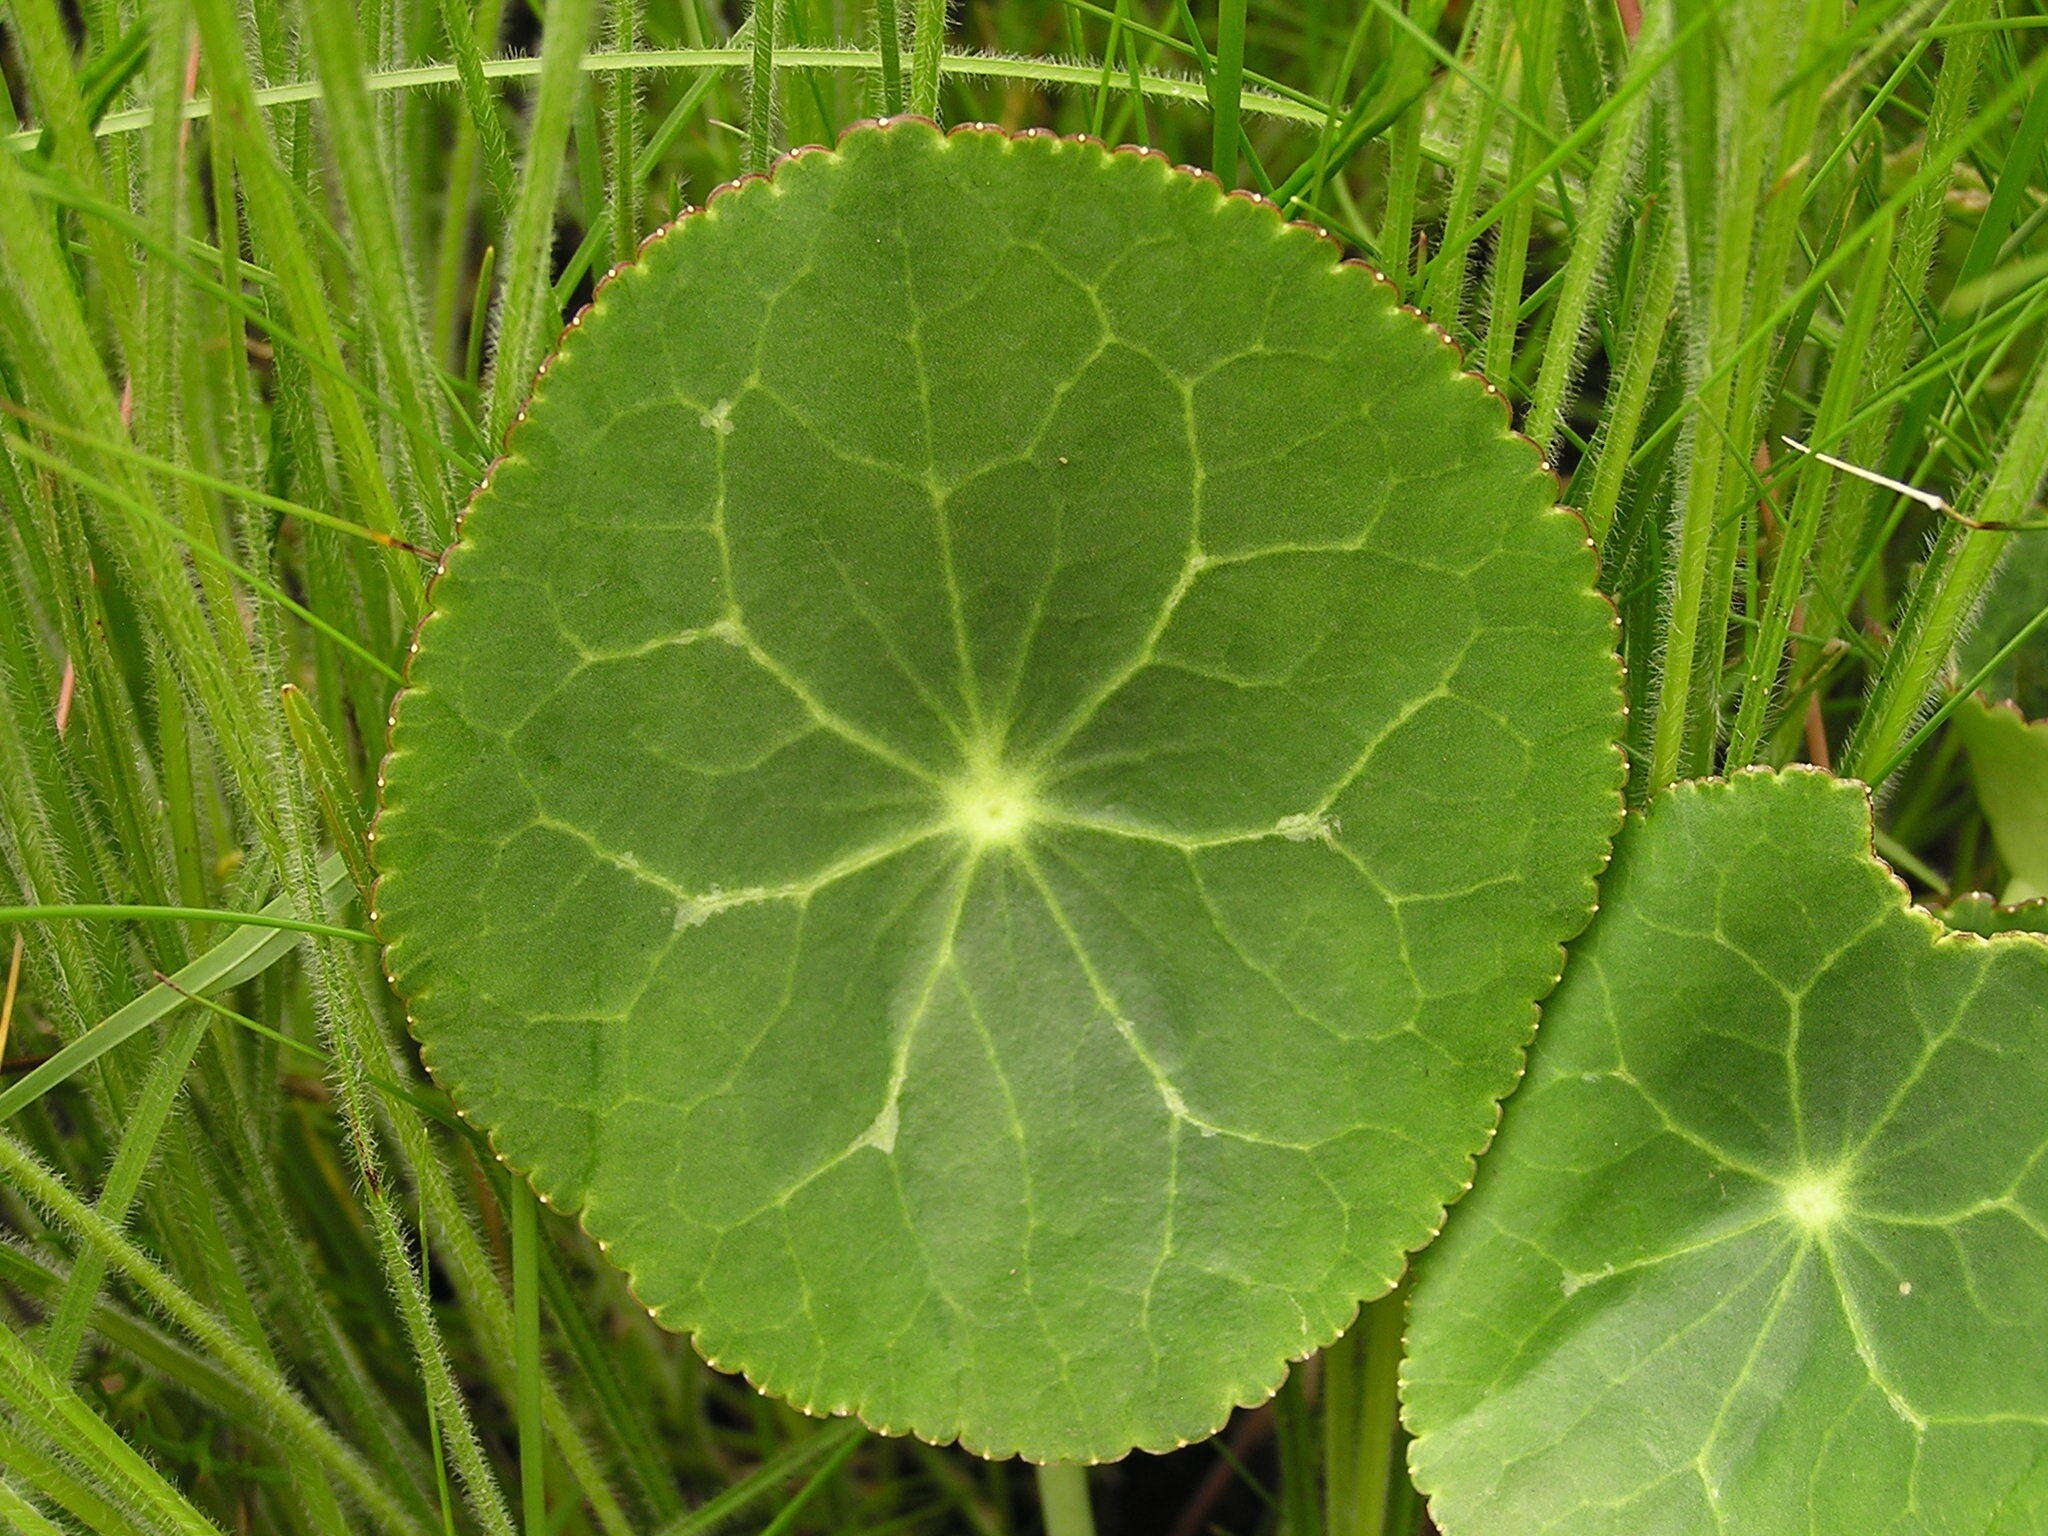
374,120,1623,1462
1406,769,2048,1535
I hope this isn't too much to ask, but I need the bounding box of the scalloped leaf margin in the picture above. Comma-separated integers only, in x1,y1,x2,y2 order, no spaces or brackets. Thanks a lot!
1407,767,2048,1535
374,119,1626,1463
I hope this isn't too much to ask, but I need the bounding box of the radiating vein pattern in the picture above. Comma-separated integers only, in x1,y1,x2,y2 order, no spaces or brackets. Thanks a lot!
1406,770,2048,1536
374,120,1624,1462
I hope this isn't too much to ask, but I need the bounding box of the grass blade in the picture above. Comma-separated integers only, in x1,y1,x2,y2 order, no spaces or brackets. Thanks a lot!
486,0,597,443
0,856,350,1124
1209,0,1246,184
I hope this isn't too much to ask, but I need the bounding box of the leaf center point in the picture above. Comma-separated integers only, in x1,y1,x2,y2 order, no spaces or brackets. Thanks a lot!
1783,1171,1847,1230
947,766,1039,847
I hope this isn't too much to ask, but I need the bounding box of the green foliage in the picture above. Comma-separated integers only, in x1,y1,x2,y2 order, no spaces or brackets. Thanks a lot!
1964,539,2048,722
1939,891,2048,938
1957,541,2048,903
1407,770,2048,1535
375,121,1624,1462
3,1,2048,1534
1958,701,2048,903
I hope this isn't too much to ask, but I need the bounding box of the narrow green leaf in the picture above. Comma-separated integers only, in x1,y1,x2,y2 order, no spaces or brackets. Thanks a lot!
1209,0,1246,185
282,685,377,900
0,1471,75,1536
746,0,777,172
302,0,456,535
1034,1466,1095,1536
1479,0,1561,387
486,0,597,443
0,432,405,683
909,0,946,118
1522,5,1662,453
0,1129,434,1536
755,1432,864,1536
185,0,429,597
1578,206,1681,549
1322,1279,1409,1536
14,47,1337,147
36,1013,209,1375
1726,212,1898,769
513,1185,545,1535
0,854,351,1124
1960,531,2048,720
0,1321,227,1536
435,0,518,217
0,401,435,557
1843,317,2048,782
0,905,370,944
648,1422,863,1536
875,0,905,115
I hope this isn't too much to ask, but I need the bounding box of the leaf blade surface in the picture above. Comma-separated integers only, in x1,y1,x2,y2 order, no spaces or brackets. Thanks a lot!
376,120,1625,1462
1407,769,2048,1534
